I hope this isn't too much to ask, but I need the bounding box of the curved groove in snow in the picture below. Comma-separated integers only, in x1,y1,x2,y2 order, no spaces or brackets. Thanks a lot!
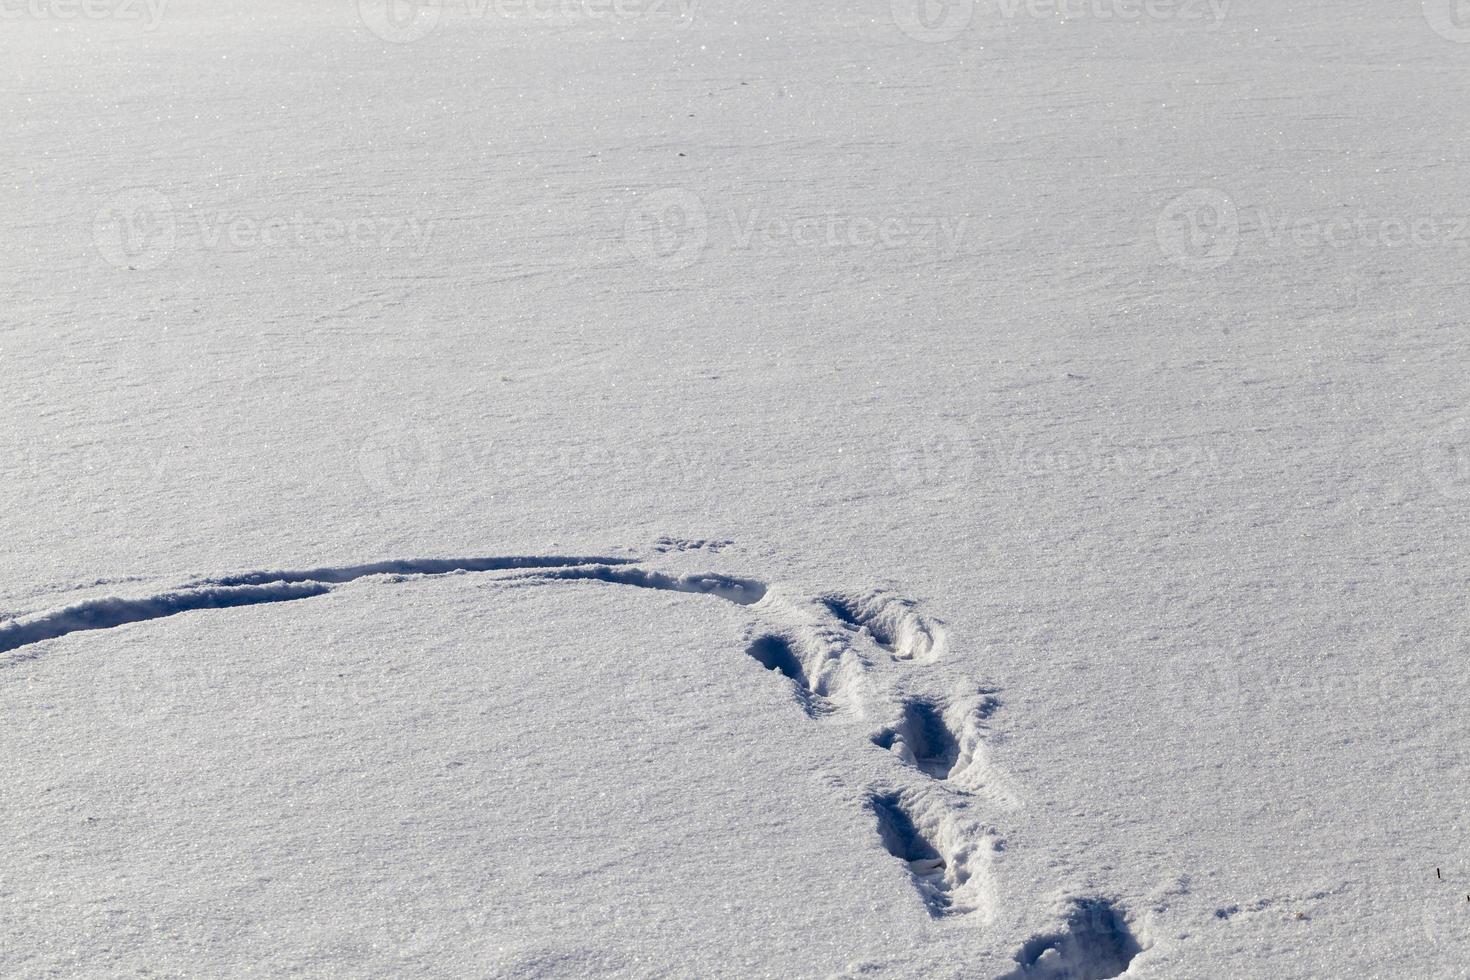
0,554,761,664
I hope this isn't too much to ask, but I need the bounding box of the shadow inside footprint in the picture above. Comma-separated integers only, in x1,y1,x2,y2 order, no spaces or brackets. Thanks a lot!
873,699,960,779
745,635,828,716
746,635,805,683
870,793,952,914
1001,898,1143,979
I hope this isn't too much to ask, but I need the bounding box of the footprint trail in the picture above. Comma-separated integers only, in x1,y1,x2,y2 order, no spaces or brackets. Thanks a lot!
0,544,1144,974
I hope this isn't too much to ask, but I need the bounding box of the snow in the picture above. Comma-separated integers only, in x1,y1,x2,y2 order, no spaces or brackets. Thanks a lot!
3,0,1470,976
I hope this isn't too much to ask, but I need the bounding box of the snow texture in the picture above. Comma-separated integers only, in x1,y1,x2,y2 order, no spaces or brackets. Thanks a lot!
4,0,1470,976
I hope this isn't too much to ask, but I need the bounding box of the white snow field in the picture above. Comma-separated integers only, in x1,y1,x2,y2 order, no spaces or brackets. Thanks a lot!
3,0,1470,976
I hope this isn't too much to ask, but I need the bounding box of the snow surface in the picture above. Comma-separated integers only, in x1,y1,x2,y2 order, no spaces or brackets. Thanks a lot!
4,0,1470,976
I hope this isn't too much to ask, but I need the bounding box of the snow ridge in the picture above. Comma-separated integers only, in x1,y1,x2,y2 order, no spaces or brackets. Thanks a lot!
820,589,948,663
